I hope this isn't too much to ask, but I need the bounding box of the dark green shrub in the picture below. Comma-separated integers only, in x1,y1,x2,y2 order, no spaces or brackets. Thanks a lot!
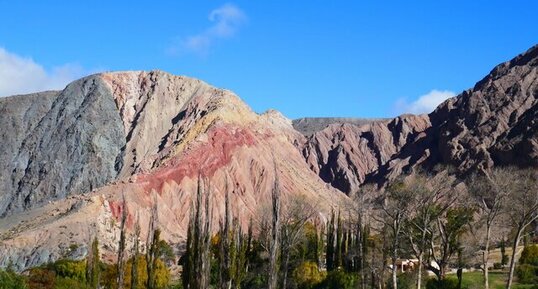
520,245,538,266
0,269,27,289
425,278,459,289
493,262,503,270
516,264,538,284
50,259,86,282
387,271,416,289
316,269,356,289
54,277,91,289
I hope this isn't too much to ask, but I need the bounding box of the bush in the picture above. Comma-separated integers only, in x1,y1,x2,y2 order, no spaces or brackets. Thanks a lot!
425,278,459,289
54,277,91,289
50,259,86,282
387,271,416,289
0,269,27,289
493,262,503,270
520,245,538,266
27,268,55,289
516,264,538,284
293,261,326,289
316,269,356,289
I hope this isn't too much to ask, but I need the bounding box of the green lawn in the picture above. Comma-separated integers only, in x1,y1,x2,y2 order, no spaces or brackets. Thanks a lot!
445,271,536,289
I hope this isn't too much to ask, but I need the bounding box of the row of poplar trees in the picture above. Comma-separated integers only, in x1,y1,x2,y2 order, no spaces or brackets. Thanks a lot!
182,177,254,289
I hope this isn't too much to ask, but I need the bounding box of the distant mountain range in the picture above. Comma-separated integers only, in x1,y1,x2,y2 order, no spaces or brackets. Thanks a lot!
0,44,536,270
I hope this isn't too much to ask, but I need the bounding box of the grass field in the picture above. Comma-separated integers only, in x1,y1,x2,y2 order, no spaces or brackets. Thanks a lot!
445,271,536,289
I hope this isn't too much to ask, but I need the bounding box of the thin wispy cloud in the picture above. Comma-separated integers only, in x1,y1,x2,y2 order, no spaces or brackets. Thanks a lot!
0,47,89,97
394,89,456,115
169,3,246,56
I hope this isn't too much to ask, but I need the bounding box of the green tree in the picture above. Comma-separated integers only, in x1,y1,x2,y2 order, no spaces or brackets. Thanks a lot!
0,268,28,289
181,176,213,289
52,259,86,282
293,261,326,289
500,238,508,266
86,237,100,289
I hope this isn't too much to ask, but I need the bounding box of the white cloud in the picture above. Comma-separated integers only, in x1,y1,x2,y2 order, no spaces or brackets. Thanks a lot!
0,47,88,97
170,3,246,56
394,89,456,115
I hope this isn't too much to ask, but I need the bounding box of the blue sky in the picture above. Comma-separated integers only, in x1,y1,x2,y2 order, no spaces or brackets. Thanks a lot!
0,1,536,118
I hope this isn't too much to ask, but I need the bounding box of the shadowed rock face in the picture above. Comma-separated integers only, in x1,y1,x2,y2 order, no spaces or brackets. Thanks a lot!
297,115,431,194
299,44,538,192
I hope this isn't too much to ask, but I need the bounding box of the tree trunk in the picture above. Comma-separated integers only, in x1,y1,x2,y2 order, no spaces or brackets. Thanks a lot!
483,223,491,289
391,256,398,289
416,252,423,289
359,234,366,289
506,227,522,289
281,250,290,289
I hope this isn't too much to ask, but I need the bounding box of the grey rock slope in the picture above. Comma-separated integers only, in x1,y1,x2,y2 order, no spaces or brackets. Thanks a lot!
0,92,58,213
1,77,126,216
0,71,224,217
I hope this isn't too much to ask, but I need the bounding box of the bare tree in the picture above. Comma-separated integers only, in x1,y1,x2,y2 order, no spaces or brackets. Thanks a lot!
375,180,414,289
404,173,455,289
268,164,281,289
279,196,316,289
117,193,128,289
431,205,474,280
505,168,538,289
466,168,509,289
351,184,376,289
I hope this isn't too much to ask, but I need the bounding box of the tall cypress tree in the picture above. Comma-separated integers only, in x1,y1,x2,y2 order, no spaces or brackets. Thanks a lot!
326,210,335,271
146,197,159,289
117,194,128,289
86,236,100,289
268,165,281,289
335,210,343,269
131,213,141,289
182,175,213,289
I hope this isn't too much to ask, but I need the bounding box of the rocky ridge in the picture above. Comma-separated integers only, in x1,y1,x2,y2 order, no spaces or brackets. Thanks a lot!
299,44,538,193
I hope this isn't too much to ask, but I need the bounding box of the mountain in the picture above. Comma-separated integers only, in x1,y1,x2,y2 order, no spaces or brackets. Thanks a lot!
298,44,538,194
0,71,347,269
0,44,537,270
292,117,387,136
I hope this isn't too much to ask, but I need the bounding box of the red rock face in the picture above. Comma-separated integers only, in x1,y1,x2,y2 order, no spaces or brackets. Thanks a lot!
139,124,258,194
